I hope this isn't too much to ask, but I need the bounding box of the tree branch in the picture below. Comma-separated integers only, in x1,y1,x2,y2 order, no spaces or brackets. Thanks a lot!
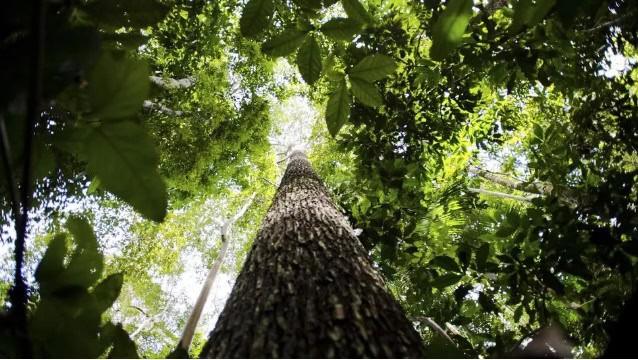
149,75,196,90
467,187,538,202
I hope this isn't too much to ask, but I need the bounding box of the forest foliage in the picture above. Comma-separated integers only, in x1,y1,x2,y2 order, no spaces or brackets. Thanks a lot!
1,0,637,357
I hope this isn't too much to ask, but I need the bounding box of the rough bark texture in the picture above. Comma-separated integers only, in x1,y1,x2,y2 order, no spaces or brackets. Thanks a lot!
201,151,425,358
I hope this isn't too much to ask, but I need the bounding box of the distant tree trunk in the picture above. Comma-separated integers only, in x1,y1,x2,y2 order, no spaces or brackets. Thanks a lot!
200,151,425,358
177,193,256,353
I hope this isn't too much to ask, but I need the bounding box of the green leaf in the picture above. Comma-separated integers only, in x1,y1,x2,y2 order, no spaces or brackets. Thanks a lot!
35,234,68,291
349,54,396,82
102,323,139,359
478,292,499,313
341,0,373,25
511,0,556,33
93,273,124,313
475,243,490,271
513,304,524,322
64,216,103,289
430,255,460,272
88,52,150,121
320,18,363,40
457,246,471,270
83,0,169,29
84,122,167,222
325,79,351,137
296,35,323,85
425,332,466,358
261,29,308,57
429,0,473,61
496,223,517,237
349,77,383,107
431,273,463,289
240,0,274,38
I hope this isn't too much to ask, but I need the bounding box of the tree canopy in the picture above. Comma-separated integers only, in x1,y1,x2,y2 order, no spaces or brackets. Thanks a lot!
1,0,637,357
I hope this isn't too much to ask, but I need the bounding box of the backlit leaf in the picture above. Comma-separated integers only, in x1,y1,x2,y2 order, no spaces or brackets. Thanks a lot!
240,0,274,38
341,0,373,25
261,29,308,57
320,18,362,40
296,35,323,85
84,122,167,222
349,77,383,107
429,0,473,61
325,78,351,137
349,54,396,82
88,52,150,121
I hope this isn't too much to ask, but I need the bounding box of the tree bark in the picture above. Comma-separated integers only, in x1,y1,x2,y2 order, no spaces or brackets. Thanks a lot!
200,151,425,358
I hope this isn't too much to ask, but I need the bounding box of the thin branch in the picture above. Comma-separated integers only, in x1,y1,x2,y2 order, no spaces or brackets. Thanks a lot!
467,187,538,202
582,12,636,33
416,316,457,347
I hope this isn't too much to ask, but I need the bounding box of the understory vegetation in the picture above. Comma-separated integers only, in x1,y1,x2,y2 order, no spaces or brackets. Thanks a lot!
1,0,637,357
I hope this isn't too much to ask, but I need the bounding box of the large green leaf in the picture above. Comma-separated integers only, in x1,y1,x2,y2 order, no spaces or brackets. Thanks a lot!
84,122,167,222
430,255,460,272
88,52,150,121
93,273,124,313
429,0,473,61
102,323,139,359
34,234,68,293
349,54,396,82
325,79,351,137
511,0,557,33
341,0,373,25
349,77,383,107
320,18,363,40
240,0,274,38
296,35,323,85
261,29,308,57
431,273,463,289
64,216,103,289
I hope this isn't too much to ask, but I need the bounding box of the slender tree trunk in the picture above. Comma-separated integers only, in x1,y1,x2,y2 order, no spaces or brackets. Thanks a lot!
200,151,425,358
178,193,256,352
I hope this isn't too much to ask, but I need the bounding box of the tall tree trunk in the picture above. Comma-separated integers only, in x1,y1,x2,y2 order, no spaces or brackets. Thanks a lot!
200,151,425,358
